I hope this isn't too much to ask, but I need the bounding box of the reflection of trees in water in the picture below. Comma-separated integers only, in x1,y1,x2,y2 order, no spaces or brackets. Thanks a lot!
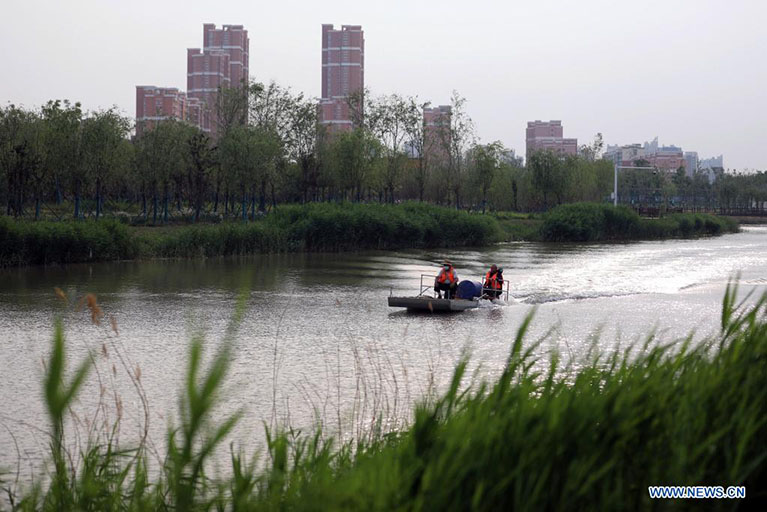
0,257,286,302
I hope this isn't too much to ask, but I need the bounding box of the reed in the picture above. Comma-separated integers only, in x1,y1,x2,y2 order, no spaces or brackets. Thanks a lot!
0,203,503,267
541,202,739,242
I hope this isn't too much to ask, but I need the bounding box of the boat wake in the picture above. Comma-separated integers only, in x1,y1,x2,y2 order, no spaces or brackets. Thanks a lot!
514,291,637,305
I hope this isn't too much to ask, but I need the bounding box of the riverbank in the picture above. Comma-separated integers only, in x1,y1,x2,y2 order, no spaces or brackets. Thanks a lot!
0,203,502,267
540,202,739,242
0,202,739,267
7,286,766,509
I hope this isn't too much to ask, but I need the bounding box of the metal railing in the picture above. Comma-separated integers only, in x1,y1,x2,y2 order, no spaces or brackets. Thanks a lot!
416,273,510,301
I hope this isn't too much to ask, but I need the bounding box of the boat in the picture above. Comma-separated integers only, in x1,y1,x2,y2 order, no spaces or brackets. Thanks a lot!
387,295,479,312
388,274,508,312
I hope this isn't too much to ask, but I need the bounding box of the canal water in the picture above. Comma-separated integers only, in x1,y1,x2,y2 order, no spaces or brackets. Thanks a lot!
1,226,766,477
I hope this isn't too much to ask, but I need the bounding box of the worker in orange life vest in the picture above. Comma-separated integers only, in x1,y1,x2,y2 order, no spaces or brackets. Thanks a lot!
434,260,458,299
483,264,504,299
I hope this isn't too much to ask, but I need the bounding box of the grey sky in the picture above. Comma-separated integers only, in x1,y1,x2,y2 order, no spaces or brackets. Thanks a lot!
2,0,765,170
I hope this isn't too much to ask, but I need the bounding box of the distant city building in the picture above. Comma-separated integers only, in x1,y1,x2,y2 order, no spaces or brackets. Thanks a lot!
604,143,644,167
605,137,692,173
525,120,577,159
187,24,250,137
136,23,248,138
135,86,188,137
700,155,724,170
699,155,724,184
646,144,684,171
500,149,523,167
422,105,451,161
684,151,699,178
320,24,364,132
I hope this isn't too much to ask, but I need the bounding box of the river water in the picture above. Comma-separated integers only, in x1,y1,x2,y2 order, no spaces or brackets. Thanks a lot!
1,226,766,478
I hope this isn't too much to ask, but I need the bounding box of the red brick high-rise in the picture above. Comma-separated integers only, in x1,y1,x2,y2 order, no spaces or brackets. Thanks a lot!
320,24,364,132
423,105,451,162
135,86,188,137
187,24,249,137
525,120,577,160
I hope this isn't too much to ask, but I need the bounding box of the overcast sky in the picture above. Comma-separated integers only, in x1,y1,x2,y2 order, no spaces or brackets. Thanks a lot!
2,0,765,170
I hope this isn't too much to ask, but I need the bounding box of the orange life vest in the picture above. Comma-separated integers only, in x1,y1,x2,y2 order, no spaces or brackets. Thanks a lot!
485,271,502,290
438,267,457,284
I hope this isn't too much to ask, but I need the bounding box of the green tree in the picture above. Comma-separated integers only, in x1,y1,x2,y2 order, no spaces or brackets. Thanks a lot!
41,100,84,218
81,108,131,219
403,99,432,202
327,129,381,202
249,81,294,211
1,105,46,218
285,94,321,204
438,91,474,208
367,94,420,203
134,121,196,223
187,132,217,222
470,141,503,212
529,150,566,209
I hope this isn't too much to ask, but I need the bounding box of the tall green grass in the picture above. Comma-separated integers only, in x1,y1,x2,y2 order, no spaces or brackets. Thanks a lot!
541,202,739,242
5,284,767,509
0,216,136,266
0,203,742,267
0,203,503,266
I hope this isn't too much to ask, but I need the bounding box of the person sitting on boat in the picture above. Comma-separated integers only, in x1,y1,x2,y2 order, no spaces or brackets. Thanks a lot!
484,265,504,299
434,260,458,299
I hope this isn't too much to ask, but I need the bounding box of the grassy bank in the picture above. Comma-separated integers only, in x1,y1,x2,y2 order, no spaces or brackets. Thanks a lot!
5,285,766,509
493,211,544,241
0,202,503,266
541,202,739,242
0,216,138,267
0,202,741,267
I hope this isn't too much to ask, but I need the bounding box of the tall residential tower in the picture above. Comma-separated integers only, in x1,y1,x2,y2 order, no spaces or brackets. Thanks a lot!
187,24,249,136
320,24,364,132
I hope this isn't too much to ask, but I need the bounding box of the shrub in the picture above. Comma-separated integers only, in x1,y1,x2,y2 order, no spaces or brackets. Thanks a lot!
541,203,738,242
0,217,135,266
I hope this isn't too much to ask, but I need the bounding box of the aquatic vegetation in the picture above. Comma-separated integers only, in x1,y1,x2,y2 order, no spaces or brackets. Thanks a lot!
0,216,136,266
3,283,766,509
0,203,503,267
541,202,739,242
0,202,741,266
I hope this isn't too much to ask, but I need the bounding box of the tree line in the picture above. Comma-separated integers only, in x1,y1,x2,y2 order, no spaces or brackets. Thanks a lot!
2,82,765,222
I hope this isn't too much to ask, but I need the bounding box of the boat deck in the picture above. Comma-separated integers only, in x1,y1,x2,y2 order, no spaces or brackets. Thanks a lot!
387,296,479,312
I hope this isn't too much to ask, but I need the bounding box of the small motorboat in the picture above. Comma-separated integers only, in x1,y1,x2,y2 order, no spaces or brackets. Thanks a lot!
388,274,508,313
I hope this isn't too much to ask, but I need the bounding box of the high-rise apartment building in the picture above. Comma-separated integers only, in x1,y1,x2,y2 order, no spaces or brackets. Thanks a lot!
203,23,249,86
423,105,451,161
320,24,364,132
684,151,699,177
135,86,188,137
136,23,248,138
525,120,577,160
187,24,249,136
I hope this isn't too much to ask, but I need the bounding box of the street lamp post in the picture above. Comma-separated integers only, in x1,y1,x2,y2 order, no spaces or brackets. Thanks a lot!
613,163,658,206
